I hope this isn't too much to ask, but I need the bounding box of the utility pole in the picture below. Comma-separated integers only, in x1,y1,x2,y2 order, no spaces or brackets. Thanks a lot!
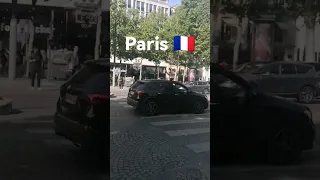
112,0,117,87
8,0,18,80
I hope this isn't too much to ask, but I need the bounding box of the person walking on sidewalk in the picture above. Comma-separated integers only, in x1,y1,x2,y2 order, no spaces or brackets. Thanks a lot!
29,47,43,90
119,75,124,89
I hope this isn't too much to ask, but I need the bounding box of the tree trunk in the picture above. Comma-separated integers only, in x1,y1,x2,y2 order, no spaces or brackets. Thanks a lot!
305,27,315,62
94,12,102,60
233,20,242,70
182,66,187,83
174,64,179,81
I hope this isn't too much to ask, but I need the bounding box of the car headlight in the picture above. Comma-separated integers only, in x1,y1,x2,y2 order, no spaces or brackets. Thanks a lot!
304,109,312,120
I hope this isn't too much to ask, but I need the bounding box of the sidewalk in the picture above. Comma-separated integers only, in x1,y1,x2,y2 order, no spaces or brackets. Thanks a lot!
0,77,63,121
110,86,129,99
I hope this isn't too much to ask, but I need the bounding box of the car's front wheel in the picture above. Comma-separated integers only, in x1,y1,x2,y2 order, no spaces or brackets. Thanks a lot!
267,128,302,164
193,101,205,114
298,86,314,103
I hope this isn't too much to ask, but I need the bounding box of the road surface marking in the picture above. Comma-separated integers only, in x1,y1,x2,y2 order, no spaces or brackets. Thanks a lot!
164,128,210,136
25,128,54,134
150,119,209,126
44,139,74,146
110,131,119,135
186,142,210,153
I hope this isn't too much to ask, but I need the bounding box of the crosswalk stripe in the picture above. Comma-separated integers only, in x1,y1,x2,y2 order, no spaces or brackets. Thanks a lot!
186,142,210,153
164,128,210,136
150,118,209,126
25,128,54,134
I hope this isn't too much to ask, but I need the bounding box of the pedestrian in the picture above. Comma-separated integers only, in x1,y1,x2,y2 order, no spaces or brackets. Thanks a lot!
0,48,8,76
119,75,124,89
29,47,43,90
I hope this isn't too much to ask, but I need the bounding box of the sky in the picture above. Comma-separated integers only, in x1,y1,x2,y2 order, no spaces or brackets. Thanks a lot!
169,0,181,6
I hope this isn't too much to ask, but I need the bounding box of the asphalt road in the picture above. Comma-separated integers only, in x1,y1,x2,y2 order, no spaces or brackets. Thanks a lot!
0,116,108,180
212,124,320,180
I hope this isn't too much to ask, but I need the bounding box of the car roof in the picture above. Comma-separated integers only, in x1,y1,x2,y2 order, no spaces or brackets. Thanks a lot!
84,59,110,66
138,79,182,84
270,61,314,67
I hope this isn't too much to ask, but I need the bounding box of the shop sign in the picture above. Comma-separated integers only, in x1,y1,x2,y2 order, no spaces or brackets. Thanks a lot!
0,23,53,34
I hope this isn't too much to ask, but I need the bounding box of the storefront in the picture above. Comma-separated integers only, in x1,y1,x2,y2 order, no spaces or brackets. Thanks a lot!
0,0,109,78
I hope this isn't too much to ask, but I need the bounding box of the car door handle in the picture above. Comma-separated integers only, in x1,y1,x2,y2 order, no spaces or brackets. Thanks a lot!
158,92,163,95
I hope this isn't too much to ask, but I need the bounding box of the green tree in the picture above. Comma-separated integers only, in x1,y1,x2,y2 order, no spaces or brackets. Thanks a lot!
110,0,141,85
133,12,168,78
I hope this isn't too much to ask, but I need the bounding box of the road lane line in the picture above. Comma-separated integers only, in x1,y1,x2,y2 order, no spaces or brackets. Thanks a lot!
164,128,210,136
186,142,210,153
150,119,209,126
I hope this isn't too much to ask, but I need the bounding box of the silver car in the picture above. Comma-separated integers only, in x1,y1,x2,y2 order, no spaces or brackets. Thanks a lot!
185,81,210,94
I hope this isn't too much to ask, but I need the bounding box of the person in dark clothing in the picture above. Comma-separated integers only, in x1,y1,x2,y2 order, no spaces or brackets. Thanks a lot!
29,47,43,90
119,75,124,89
0,49,8,76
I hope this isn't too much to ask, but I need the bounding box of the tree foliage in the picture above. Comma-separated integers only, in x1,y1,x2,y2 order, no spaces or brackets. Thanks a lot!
111,0,210,68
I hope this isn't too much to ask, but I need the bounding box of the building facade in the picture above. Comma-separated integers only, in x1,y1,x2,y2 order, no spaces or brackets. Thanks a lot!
126,0,170,16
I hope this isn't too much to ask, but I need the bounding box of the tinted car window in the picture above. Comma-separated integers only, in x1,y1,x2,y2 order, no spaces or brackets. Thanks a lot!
131,81,146,90
172,82,188,93
83,72,109,94
296,65,312,74
69,64,107,85
212,73,245,103
266,64,280,74
160,82,174,92
281,64,296,74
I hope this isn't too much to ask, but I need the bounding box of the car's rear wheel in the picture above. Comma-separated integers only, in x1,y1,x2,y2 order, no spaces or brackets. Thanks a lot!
193,101,205,114
142,100,158,116
267,128,302,164
298,86,314,103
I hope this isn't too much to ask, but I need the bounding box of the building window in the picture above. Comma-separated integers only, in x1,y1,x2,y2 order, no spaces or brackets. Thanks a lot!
153,5,157,12
141,2,145,12
165,8,168,14
161,7,164,13
137,1,140,10
128,0,131,8
149,4,153,12
133,0,136,8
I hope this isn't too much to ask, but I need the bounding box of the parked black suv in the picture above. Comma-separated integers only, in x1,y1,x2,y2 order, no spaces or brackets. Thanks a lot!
212,63,315,164
54,60,109,167
127,80,209,116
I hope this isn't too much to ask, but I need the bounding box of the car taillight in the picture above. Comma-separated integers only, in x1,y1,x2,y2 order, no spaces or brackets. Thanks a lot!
136,91,144,95
88,94,109,103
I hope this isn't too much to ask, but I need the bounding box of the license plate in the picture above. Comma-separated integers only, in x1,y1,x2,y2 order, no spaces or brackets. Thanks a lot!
65,93,77,104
